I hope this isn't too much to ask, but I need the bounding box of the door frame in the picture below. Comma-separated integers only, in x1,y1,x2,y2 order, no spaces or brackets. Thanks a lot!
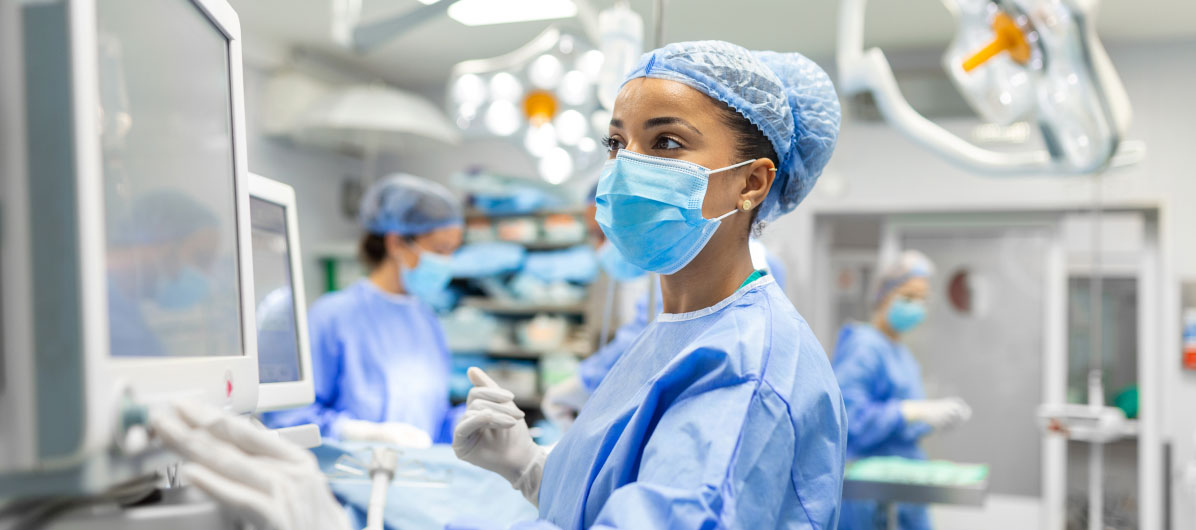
880,212,1067,529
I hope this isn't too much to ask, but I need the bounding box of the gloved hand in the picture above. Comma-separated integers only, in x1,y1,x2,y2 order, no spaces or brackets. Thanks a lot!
337,419,433,449
540,375,591,430
150,400,351,530
900,398,973,430
453,367,548,506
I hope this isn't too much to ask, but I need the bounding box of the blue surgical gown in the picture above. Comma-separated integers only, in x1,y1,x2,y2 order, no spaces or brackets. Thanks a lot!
578,252,788,393
262,280,459,442
529,276,846,529
831,323,933,530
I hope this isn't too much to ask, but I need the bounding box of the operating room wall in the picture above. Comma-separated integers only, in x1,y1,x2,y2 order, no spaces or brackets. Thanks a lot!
241,66,365,306
774,39,1196,524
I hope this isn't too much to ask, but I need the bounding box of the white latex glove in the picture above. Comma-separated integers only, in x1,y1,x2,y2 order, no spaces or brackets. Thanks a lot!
540,375,591,430
453,367,548,506
900,398,973,430
337,419,433,449
150,400,351,530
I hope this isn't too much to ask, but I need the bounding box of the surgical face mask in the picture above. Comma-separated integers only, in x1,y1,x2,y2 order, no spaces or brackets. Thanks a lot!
154,265,211,310
887,298,926,334
597,241,645,281
401,248,454,304
595,149,752,274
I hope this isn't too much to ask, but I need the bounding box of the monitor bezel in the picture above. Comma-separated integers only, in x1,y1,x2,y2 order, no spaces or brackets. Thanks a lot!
248,174,315,412
98,0,260,417
0,0,37,470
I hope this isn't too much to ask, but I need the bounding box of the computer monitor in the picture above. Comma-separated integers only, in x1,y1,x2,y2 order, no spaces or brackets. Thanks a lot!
248,174,315,412
0,0,258,493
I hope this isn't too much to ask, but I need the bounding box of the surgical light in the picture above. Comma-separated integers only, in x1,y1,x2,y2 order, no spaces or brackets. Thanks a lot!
522,90,558,126
539,147,573,185
446,27,605,186
529,54,564,90
447,0,578,27
554,110,588,146
524,123,558,158
484,101,521,136
557,70,591,106
489,72,523,102
838,0,1133,175
452,73,487,106
577,50,605,80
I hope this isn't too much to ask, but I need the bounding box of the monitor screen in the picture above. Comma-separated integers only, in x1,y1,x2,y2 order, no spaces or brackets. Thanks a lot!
250,197,303,384
98,0,243,357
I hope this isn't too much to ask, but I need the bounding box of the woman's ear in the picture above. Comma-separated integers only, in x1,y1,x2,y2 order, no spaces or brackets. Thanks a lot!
738,159,776,213
385,233,416,268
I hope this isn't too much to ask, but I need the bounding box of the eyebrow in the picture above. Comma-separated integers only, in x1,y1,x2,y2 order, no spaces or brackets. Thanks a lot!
607,117,703,137
644,116,703,136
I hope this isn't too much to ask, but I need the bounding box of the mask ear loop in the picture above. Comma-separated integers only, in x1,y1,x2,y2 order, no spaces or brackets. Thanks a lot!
707,159,759,221
706,158,757,175
713,209,738,221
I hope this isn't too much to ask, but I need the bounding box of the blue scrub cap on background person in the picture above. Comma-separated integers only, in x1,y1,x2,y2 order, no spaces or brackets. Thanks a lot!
873,250,936,307
359,173,464,237
621,40,841,225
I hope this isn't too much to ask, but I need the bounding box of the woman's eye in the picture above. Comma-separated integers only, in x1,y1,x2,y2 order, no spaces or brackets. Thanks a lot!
653,136,682,150
602,136,624,153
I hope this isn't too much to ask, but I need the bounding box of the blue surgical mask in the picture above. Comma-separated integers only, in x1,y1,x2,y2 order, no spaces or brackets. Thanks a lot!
597,241,645,281
154,266,211,310
402,250,453,304
887,298,926,334
595,150,752,274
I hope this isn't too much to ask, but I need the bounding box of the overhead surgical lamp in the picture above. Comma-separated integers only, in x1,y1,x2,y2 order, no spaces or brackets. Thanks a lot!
447,27,616,184
837,0,1138,175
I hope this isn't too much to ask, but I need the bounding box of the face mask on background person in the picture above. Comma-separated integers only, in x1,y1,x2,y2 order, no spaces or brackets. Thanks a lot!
400,245,454,303
886,297,927,333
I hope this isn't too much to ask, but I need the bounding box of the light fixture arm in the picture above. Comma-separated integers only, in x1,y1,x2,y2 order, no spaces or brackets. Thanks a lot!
349,0,462,54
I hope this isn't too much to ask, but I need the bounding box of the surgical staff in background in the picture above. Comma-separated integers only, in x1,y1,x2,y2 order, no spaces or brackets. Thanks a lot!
833,250,973,530
263,174,464,446
452,40,847,528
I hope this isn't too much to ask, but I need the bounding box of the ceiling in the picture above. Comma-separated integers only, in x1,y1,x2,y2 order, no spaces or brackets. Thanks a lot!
229,0,1196,93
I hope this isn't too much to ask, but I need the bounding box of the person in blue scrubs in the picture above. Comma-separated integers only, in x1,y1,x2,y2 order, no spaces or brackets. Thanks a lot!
452,41,848,528
833,250,972,530
541,236,789,428
263,174,464,446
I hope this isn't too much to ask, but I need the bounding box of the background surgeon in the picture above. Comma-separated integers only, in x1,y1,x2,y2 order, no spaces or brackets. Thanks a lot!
263,174,465,447
833,250,973,530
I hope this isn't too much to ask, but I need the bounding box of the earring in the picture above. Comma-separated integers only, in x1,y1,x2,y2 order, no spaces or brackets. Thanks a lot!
769,168,778,173
742,199,753,211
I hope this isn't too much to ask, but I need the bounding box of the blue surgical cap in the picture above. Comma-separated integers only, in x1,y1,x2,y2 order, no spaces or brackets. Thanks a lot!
359,173,464,236
874,250,936,307
622,41,841,224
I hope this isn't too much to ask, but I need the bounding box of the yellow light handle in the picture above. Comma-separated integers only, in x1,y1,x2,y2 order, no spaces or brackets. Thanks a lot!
962,12,1031,73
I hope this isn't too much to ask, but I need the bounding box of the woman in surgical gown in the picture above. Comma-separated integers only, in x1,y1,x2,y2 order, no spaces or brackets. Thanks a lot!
263,174,464,445
451,41,848,529
833,251,972,530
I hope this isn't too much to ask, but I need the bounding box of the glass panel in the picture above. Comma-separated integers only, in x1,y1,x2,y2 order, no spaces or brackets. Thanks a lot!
250,197,302,384
1067,277,1138,409
902,228,1050,497
98,0,242,357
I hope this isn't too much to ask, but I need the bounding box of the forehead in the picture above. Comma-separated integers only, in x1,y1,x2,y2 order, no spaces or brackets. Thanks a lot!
417,226,463,252
613,78,723,122
894,277,930,297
